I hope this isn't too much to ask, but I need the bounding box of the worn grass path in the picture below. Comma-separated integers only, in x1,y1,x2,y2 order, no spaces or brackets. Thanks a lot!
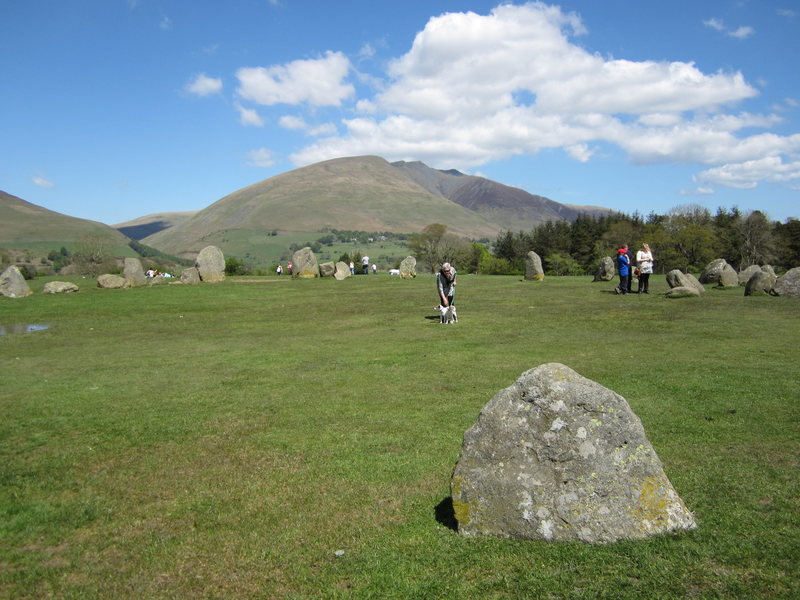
1,274,798,599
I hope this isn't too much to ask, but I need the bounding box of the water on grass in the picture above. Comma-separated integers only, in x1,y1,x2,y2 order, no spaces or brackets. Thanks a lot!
0,323,51,335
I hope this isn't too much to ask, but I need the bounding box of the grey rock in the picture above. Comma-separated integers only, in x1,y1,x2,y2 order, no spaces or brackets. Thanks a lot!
320,261,336,278
292,247,320,279
762,264,776,278
180,267,201,285
97,274,126,289
593,257,615,282
123,257,146,287
699,259,728,284
43,281,79,294
774,267,800,298
399,256,417,279
524,251,544,281
0,266,33,298
195,246,226,283
737,265,761,286
664,286,701,298
334,261,351,280
718,264,738,287
451,363,696,543
684,273,705,294
744,270,777,296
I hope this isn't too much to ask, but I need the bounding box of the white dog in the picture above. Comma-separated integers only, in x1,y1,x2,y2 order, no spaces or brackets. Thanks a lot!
436,304,458,324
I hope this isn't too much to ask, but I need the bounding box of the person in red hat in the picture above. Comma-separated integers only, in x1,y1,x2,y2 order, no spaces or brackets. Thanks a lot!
615,244,630,294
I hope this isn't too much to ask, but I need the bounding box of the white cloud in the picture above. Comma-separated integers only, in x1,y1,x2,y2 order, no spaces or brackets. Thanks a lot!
309,123,337,136
235,103,264,127
159,16,172,31
696,156,800,189
185,73,222,96
236,51,354,106
679,186,715,196
246,148,275,167
33,175,54,188
729,26,755,40
279,115,308,130
703,17,754,39
282,3,796,192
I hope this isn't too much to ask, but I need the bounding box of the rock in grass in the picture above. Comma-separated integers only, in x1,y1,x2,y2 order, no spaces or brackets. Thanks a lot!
524,251,544,281
320,261,336,278
292,246,320,279
334,261,351,280
43,281,79,294
744,270,777,296
451,363,696,543
399,256,417,279
699,258,728,284
180,267,201,285
0,266,33,298
774,267,800,298
665,286,701,298
666,270,704,294
196,245,226,283
593,257,615,282
123,257,146,287
97,274,126,289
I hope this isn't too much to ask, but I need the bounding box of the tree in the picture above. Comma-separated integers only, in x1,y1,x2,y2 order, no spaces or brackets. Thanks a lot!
72,235,115,276
736,210,775,267
408,224,469,272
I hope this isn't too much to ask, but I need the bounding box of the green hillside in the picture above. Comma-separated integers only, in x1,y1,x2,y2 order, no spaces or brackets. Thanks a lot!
142,156,500,257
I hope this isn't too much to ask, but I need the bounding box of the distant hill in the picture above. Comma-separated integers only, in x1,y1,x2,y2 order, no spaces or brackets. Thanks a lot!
0,190,131,249
114,211,198,240
142,156,614,257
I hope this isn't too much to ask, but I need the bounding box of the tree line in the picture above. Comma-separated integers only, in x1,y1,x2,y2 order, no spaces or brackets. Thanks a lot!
409,205,800,275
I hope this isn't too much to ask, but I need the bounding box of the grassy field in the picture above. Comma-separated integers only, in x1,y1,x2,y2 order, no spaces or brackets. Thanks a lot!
1,274,798,599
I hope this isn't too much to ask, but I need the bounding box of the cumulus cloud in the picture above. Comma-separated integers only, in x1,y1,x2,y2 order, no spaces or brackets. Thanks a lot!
33,175,55,188
235,103,264,127
704,17,754,39
279,115,308,130
696,156,800,189
185,73,222,96
236,51,354,106
246,148,275,167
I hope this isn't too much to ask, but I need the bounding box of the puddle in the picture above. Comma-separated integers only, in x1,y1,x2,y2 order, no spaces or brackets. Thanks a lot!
0,324,51,336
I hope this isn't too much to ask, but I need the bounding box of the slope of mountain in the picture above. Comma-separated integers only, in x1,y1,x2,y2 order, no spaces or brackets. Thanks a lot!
0,190,130,246
141,156,503,256
114,211,198,241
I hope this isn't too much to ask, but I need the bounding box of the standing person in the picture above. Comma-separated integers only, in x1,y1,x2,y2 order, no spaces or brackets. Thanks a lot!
636,243,654,294
287,262,293,276
615,245,630,295
372,263,377,275
361,255,370,274
276,264,282,276
349,261,355,275
437,262,457,307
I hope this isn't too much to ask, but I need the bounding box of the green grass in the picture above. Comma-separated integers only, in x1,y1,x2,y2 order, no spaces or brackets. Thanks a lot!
1,275,798,599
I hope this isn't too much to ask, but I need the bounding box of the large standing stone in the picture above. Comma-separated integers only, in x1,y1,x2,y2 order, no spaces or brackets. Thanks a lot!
334,261,351,280
524,251,544,281
774,267,800,298
195,246,226,283
451,363,696,543
97,274,126,289
123,257,146,287
593,257,615,282
0,266,33,298
292,247,320,278
744,270,777,296
319,261,336,278
399,256,417,279
43,281,80,294
180,267,201,285
699,259,728,284
718,264,738,287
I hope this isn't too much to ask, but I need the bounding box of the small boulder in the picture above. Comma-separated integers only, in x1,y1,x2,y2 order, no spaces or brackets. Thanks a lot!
774,267,800,298
737,265,761,286
593,257,615,282
451,363,696,543
666,270,704,294
762,265,776,278
320,261,336,278
292,247,320,278
524,251,544,281
123,257,146,287
334,261,351,280
699,259,728,284
195,246,226,283
399,256,417,279
744,270,777,296
718,264,738,287
180,267,201,285
0,266,33,298
43,281,80,294
97,274,126,289
664,286,701,298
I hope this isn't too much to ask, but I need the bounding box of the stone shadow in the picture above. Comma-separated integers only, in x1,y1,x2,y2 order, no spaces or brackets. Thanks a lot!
434,497,458,531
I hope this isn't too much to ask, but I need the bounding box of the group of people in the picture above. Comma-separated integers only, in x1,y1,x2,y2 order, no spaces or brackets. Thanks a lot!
615,243,654,295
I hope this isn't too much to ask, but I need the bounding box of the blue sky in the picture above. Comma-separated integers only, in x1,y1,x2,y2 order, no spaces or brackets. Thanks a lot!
2,0,799,226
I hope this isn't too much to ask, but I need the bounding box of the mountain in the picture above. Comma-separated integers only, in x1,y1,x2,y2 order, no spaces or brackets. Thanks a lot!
114,211,198,241
141,156,614,256
0,190,130,248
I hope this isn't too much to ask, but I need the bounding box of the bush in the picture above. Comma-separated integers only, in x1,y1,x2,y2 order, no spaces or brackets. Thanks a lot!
17,264,37,280
225,257,249,276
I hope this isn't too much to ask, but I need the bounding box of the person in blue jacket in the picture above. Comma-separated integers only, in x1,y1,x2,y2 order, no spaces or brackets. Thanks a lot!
615,244,630,295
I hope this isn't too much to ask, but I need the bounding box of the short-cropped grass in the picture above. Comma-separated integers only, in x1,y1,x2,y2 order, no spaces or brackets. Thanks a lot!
1,274,798,599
